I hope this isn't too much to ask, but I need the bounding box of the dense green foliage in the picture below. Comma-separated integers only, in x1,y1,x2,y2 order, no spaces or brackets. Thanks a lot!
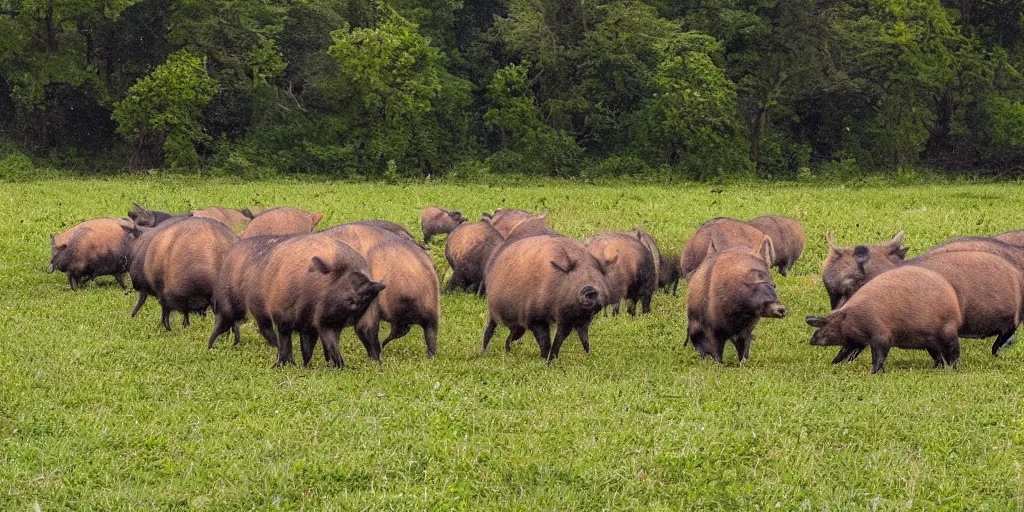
5,178,1024,507
1,0,1023,177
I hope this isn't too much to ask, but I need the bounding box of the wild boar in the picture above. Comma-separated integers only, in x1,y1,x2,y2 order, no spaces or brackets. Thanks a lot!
632,228,662,283
421,207,467,244
821,231,908,310
747,215,806,276
445,221,503,293
234,233,385,367
482,235,609,361
128,202,186,227
680,217,774,279
241,207,324,238
355,238,441,358
134,217,239,330
191,207,253,234
486,209,547,238
208,235,289,348
686,237,787,365
806,265,963,373
348,220,419,245
49,218,138,290
659,250,682,296
483,214,557,282
585,231,657,316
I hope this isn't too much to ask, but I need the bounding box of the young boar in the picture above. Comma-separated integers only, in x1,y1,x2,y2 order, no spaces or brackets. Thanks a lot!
128,202,186,227
241,233,385,367
208,235,289,348
445,221,503,293
421,207,467,244
659,250,682,296
191,207,253,234
821,231,908,310
49,218,137,290
482,235,610,361
135,218,239,330
805,266,963,374
686,237,787,365
241,207,324,238
585,231,657,316
747,215,806,276
356,238,442,358
486,209,548,238
680,217,774,279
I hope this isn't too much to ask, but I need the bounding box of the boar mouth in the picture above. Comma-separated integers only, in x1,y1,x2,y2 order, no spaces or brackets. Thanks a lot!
578,285,601,308
762,302,787,318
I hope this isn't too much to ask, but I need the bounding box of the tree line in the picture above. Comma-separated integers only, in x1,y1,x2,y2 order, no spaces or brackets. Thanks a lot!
1,0,1022,178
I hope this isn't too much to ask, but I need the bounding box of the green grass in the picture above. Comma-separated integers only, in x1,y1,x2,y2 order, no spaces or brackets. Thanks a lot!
3,177,1024,509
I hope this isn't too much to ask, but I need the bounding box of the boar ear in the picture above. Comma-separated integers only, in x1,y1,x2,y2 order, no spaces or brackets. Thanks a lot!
367,280,386,294
120,224,140,238
131,202,145,213
550,249,577,274
240,208,254,219
826,231,838,253
705,239,718,259
310,212,325,228
50,234,56,247
886,231,909,259
537,210,549,219
480,212,492,220
757,236,774,265
309,256,332,274
805,316,827,328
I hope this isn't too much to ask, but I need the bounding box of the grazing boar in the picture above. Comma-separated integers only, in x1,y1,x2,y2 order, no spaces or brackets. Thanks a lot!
680,218,773,279
445,221,503,293
128,202,185,227
349,220,419,245
746,215,806,276
659,250,682,296
49,218,138,290
134,218,239,330
482,235,609,361
821,231,908,310
486,209,547,238
221,233,385,367
356,238,441,358
208,235,289,348
585,231,657,316
805,266,963,374
191,207,253,233
686,237,787,365
241,207,324,238
421,207,467,244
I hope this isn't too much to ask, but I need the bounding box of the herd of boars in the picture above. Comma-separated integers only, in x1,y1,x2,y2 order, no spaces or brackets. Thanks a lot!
46,202,1024,373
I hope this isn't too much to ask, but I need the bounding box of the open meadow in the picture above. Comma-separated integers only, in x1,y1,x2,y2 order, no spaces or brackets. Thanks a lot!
3,177,1024,509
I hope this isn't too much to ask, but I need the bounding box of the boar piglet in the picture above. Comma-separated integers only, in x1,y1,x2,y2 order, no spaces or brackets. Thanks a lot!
445,221,503,294
421,207,467,244
747,215,806,276
680,217,772,279
483,235,610,361
50,218,137,290
806,266,962,374
686,237,786,365
585,231,657,316
252,234,384,367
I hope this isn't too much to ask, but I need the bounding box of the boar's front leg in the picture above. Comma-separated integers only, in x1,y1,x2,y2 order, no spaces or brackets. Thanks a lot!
130,291,148,318
547,323,573,362
115,273,128,291
299,330,318,367
575,319,593,354
504,326,526,353
530,322,552,360
318,328,345,368
275,328,295,367
355,313,383,362
869,344,889,374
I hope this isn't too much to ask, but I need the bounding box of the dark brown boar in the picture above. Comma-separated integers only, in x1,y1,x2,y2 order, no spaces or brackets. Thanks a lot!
208,235,290,348
355,238,441,358
135,218,239,330
821,231,908,310
243,233,384,366
680,217,774,279
191,207,252,233
445,221,503,293
421,207,467,244
805,266,963,373
747,215,806,276
686,237,787,365
482,235,610,361
49,218,137,290
659,250,682,296
128,202,186,227
632,228,662,282
486,209,547,238
585,231,657,316
241,207,324,238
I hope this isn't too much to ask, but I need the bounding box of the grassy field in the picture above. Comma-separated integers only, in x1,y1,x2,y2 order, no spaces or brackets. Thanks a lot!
3,177,1024,509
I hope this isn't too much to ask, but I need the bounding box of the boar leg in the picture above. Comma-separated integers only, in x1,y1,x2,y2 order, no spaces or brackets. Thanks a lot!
548,323,573,362
130,291,148,318
831,345,864,364
504,327,526,352
182,312,190,329
115,273,128,290
626,300,637,317
443,275,457,293
481,318,498,353
207,315,233,348
423,322,438,358
355,314,383,362
672,279,679,297
531,323,552,360
640,293,652,315
254,316,277,347
926,349,945,368
992,327,1017,356
869,345,889,374
381,323,412,348
67,274,77,291
275,328,296,366
318,328,345,368
612,303,621,317
160,304,173,331
939,332,960,369
575,320,593,354
232,322,241,346
299,331,318,367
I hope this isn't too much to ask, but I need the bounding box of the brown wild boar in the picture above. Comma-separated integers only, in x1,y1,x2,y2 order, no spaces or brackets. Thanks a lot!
747,215,806,276
659,250,682,296
421,207,467,244
680,217,774,279
241,207,324,238
348,220,419,245
324,222,404,256
221,233,384,367
632,228,662,283
483,214,557,281
445,221,503,293
805,266,963,373
134,217,239,330
585,231,657,316
208,235,290,348
821,231,908,310
686,237,787,365
49,218,138,290
356,238,441,358
128,202,186,227
191,207,253,233
486,209,547,238
482,235,609,361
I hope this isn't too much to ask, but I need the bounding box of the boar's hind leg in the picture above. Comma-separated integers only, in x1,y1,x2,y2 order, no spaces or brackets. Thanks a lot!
299,331,318,367
831,345,864,365
160,304,173,331
992,327,1017,356
423,321,439,358
355,315,383,362
131,291,148,318
381,323,412,349
318,328,345,368
481,318,498,353
208,314,233,348
531,323,552,360
939,331,960,369
869,344,890,374
275,328,296,367
182,311,190,329
255,317,277,347
548,323,573,362
575,319,593,354
115,273,128,291
67,274,77,291
926,349,944,368
504,327,526,352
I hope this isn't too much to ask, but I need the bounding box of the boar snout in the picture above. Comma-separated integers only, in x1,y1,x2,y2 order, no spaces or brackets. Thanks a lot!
579,285,601,309
764,302,787,318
